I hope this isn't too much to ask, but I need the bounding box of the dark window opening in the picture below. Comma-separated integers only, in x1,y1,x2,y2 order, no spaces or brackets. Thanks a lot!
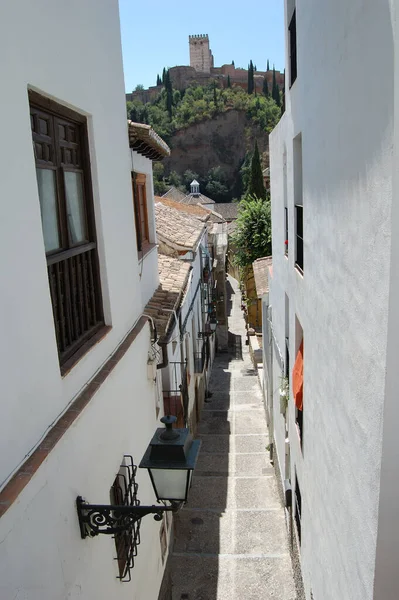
289,10,297,86
284,206,289,255
294,473,302,544
30,91,104,370
295,205,303,272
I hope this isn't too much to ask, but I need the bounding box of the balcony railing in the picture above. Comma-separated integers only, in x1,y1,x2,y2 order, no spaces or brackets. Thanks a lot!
162,362,188,426
47,248,103,365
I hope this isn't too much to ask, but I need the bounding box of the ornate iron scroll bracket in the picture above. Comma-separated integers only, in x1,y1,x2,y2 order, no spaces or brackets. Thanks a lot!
76,496,181,539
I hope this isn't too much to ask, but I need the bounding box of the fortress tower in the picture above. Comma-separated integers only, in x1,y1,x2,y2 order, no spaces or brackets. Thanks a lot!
189,34,214,73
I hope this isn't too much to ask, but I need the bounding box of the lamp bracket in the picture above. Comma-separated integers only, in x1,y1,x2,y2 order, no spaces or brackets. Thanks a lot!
76,496,181,538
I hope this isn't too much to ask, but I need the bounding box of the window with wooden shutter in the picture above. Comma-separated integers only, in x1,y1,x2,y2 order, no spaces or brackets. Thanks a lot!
132,172,149,252
30,91,104,372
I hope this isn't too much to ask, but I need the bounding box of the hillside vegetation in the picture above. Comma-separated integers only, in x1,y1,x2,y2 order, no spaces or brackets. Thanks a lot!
127,82,281,145
127,80,282,201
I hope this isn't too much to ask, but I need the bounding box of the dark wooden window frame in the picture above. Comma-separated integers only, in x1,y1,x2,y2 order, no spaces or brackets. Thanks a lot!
30,91,105,373
132,172,150,253
289,9,297,87
295,204,303,273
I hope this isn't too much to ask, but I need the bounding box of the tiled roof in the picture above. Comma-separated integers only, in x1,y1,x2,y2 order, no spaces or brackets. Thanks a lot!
213,203,239,221
163,186,188,202
156,196,226,225
128,121,170,160
155,201,205,251
181,193,215,206
156,196,210,221
144,255,191,339
252,256,273,298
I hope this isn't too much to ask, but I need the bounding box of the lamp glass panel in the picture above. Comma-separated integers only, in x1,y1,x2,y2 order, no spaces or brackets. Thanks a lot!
150,468,189,501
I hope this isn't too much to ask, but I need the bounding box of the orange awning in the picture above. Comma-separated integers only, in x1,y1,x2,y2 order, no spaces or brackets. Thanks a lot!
292,340,303,411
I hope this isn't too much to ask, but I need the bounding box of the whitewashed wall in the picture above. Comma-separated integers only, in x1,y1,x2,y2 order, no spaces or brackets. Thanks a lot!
0,0,168,598
0,328,167,600
268,1,394,598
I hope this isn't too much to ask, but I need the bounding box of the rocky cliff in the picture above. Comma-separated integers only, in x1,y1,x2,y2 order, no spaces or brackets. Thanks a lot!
162,109,269,196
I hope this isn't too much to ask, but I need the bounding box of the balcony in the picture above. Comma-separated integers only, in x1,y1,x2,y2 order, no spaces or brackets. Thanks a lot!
162,362,188,427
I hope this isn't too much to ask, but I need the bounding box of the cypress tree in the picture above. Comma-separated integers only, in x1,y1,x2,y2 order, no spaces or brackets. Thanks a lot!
274,83,281,106
156,74,162,86
213,80,217,105
164,69,173,117
267,59,270,71
162,67,166,84
248,141,266,200
272,67,277,101
232,60,235,66
247,60,254,94
227,74,231,88
263,77,269,97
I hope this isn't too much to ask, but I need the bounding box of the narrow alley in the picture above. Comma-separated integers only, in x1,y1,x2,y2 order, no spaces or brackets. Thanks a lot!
168,276,296,599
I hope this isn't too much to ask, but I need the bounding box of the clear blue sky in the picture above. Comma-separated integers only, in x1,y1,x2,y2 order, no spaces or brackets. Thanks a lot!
119,0,285,92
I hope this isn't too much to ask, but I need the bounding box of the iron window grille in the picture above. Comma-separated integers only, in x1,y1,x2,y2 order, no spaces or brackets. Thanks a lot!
110,456,142,582
289,9,297,87
194,340,206,373
294,474,302,544
295,205,303,272
162,361,188,427
30,91,104,371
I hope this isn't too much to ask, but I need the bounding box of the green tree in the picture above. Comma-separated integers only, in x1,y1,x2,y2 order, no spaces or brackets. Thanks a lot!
267,59,270,71
232,60,235,66
263,77,269,97
164,69,173,117
168,170,182,188
162,67,166,84
227,75,231,88
153,162,168,195
232,195,272,267
156,74,162,85
248,141,266,199
213,80,217,105
135,84,144,91
274,83,281,106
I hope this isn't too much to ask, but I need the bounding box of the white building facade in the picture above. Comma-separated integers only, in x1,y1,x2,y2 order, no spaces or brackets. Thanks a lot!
0,2,173,599
265,1,399,599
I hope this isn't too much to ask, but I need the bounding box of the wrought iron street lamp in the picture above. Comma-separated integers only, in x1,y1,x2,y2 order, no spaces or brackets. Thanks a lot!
76,416,200,539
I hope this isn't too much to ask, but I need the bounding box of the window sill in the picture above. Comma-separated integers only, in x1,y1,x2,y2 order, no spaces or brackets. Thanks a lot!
61,324,112,377
138,242,157,261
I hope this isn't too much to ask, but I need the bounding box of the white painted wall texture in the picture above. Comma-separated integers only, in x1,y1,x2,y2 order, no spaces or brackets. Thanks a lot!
0,0,170,597
267,1,396,599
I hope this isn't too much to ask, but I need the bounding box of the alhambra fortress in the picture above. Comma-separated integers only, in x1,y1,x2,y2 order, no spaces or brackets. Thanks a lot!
127,34,285,102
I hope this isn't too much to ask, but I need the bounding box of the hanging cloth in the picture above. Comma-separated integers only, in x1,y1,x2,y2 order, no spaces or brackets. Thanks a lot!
292,340,303,411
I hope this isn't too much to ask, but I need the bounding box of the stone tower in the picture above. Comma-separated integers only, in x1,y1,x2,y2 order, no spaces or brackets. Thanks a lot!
189,34,214,73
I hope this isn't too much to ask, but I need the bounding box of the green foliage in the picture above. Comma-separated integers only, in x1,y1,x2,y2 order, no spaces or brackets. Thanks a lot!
232,60,235,66
183,170,199,190
247,60,255,94
248,141,266,200
227,75,231,88
232,195,272,267
156,74,162,86
263,77,269,97
267,59,270,71
135,84,144,91
168,170,182,187
204,166,229,202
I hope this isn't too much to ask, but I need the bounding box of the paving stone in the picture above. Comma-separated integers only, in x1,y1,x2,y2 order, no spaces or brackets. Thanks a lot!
196,435,231,454
173,509,233,554
233,377,263,392
234,453,273,476
234,477,281,509
202,395,232,411
187,475,232,509
235,434,269,454
232,391,263,406
234,409,268,434
197,413,232,435
233,510,290,554
196,453,231,474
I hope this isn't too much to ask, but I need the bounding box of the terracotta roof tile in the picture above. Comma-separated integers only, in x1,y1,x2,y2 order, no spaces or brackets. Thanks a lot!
213,203,239,221
252,256,273,297
162,186,188,202
128,121,170,160
144,255,191,338
155,201,205,251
